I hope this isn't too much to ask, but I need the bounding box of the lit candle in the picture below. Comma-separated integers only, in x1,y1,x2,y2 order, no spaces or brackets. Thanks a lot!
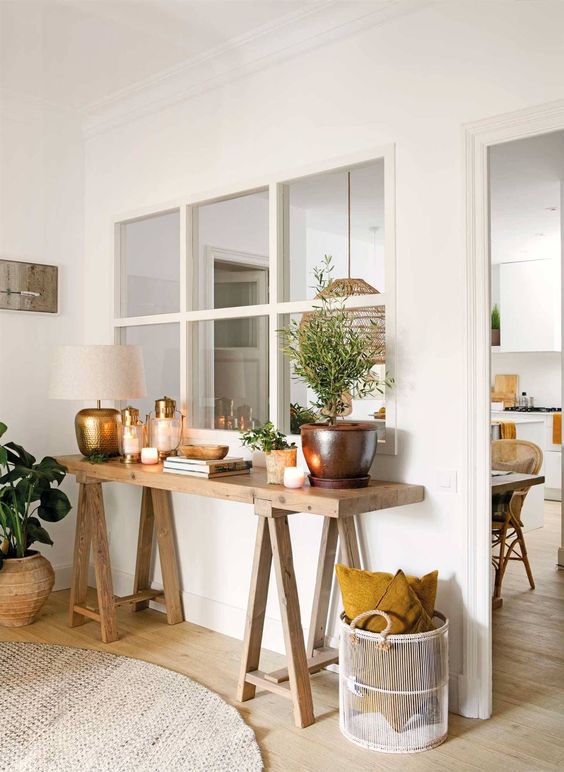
283,466,305,489
123,428,140,455
155,420,171,451
141,447,159,465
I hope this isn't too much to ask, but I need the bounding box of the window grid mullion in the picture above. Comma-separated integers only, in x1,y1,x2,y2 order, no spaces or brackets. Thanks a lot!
111,148,395,450
110,294,387,330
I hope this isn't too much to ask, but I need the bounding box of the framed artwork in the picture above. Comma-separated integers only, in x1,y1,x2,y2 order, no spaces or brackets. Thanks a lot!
0,259,58,313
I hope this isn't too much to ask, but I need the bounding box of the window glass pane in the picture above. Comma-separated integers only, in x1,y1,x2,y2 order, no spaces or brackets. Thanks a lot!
282,313,387,441
120,323,180,419
189,316,269,430
193,191,269,311
286,160,385,301
120,210,180,317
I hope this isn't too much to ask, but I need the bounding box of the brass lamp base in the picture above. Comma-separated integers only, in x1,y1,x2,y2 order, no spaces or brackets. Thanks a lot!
75,408,120,457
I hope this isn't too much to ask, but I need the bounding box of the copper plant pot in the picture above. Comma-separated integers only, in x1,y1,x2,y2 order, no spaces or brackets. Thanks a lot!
491,329,500,346
300,423,378,489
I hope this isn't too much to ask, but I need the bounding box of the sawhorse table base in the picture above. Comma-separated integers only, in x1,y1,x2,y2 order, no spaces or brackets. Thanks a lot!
237,499,361,728
69,473,184,643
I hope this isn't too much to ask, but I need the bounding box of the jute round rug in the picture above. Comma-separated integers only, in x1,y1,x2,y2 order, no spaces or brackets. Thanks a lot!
0,642,263,772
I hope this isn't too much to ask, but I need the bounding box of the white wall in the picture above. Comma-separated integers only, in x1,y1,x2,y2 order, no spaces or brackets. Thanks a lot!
78,0,564,715
491,352,561,407
0,94,84,577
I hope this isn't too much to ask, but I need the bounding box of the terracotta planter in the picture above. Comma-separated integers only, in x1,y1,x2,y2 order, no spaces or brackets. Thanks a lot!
0,552,54,627
265,448,297,484
491,329,500,346
300,423,378,489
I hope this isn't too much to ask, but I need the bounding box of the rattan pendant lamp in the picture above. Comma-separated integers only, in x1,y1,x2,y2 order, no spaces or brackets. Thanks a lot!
316,171,386,364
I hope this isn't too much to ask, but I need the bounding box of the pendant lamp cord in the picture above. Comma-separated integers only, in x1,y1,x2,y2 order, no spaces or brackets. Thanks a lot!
347,171,351,278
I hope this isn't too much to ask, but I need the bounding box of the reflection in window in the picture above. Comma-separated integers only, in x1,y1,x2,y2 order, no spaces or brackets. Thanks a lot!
120,210,180,317
283,313,387,440
190,317,269,430
193,191,269,311
286,160,384,301
120,323,180,418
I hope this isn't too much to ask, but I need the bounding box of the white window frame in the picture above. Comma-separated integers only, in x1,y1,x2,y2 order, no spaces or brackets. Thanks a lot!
112,145,397,454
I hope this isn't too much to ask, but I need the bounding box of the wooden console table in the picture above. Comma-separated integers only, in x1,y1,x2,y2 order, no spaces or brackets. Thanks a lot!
58,455,424,728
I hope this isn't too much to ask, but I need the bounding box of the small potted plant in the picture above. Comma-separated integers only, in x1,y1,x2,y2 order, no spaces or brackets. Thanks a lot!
0,422,72,627
491,304,501,346
280,256,392,488
240,422,297,484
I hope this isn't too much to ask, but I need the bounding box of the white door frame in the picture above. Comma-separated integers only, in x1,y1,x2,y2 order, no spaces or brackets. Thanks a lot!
464,98,564,719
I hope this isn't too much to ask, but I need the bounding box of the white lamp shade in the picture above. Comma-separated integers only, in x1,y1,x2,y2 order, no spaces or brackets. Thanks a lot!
49,345,147,401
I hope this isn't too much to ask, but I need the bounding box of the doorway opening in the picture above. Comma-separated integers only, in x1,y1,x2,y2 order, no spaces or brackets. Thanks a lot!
488,129,563,714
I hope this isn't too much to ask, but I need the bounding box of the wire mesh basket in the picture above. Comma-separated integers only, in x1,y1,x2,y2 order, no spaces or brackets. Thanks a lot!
339,609,448,753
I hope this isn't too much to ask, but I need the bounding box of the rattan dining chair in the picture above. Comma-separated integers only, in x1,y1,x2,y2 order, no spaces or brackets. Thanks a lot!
491,439,543,602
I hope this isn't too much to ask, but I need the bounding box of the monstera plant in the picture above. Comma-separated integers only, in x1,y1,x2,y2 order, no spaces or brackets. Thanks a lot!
0,422,71,627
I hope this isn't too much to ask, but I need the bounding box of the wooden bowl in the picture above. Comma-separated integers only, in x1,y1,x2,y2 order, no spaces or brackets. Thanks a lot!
178,444,229,461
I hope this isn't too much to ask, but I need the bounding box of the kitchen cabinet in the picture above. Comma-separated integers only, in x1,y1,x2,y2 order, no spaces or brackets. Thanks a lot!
498,258,561,352
544,450,562,500
512,418,545,530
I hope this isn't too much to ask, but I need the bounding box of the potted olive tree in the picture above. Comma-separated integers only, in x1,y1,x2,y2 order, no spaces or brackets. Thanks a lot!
280,257,391,488
0,422,72,626
240,422,297,484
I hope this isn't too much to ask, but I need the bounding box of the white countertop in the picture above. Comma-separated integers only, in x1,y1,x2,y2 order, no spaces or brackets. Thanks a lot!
491,413,546,423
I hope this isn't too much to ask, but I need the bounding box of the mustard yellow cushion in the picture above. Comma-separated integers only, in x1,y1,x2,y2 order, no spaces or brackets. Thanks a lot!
335,564,438,617
335,565,437,634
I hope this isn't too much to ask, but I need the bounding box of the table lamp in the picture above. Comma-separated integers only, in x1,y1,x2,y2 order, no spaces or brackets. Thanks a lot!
49,345,147,457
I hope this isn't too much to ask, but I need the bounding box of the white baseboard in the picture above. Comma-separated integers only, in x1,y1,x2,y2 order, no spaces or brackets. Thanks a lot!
53,563,74,592
54,562,292,655
457,673,487,718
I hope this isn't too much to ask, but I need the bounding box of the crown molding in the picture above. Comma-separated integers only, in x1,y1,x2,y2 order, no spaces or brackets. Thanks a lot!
82,0,434,138
0,86,81,124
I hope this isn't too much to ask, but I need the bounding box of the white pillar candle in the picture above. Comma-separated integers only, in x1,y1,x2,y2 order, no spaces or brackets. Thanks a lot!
141,447,159,465
283,466,305,489
123,429,140,455
155,420,171,451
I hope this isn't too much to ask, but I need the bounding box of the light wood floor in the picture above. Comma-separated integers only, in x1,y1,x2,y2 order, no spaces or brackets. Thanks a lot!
1,504,563,771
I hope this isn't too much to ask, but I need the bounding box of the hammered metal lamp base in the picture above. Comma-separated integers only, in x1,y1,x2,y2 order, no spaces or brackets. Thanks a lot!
75,408,120,457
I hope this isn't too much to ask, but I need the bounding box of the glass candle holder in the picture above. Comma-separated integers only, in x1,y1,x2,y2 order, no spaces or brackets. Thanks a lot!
147,396,183,459
119,406,143,464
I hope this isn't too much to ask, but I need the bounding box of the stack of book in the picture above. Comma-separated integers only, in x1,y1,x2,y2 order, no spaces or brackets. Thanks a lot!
163,456,252,478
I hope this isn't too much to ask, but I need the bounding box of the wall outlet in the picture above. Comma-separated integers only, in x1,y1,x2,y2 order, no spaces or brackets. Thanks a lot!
437,469,458,493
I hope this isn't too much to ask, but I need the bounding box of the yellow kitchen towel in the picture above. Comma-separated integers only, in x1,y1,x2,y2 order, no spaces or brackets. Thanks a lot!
553,413,562,445
500,421,516,439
